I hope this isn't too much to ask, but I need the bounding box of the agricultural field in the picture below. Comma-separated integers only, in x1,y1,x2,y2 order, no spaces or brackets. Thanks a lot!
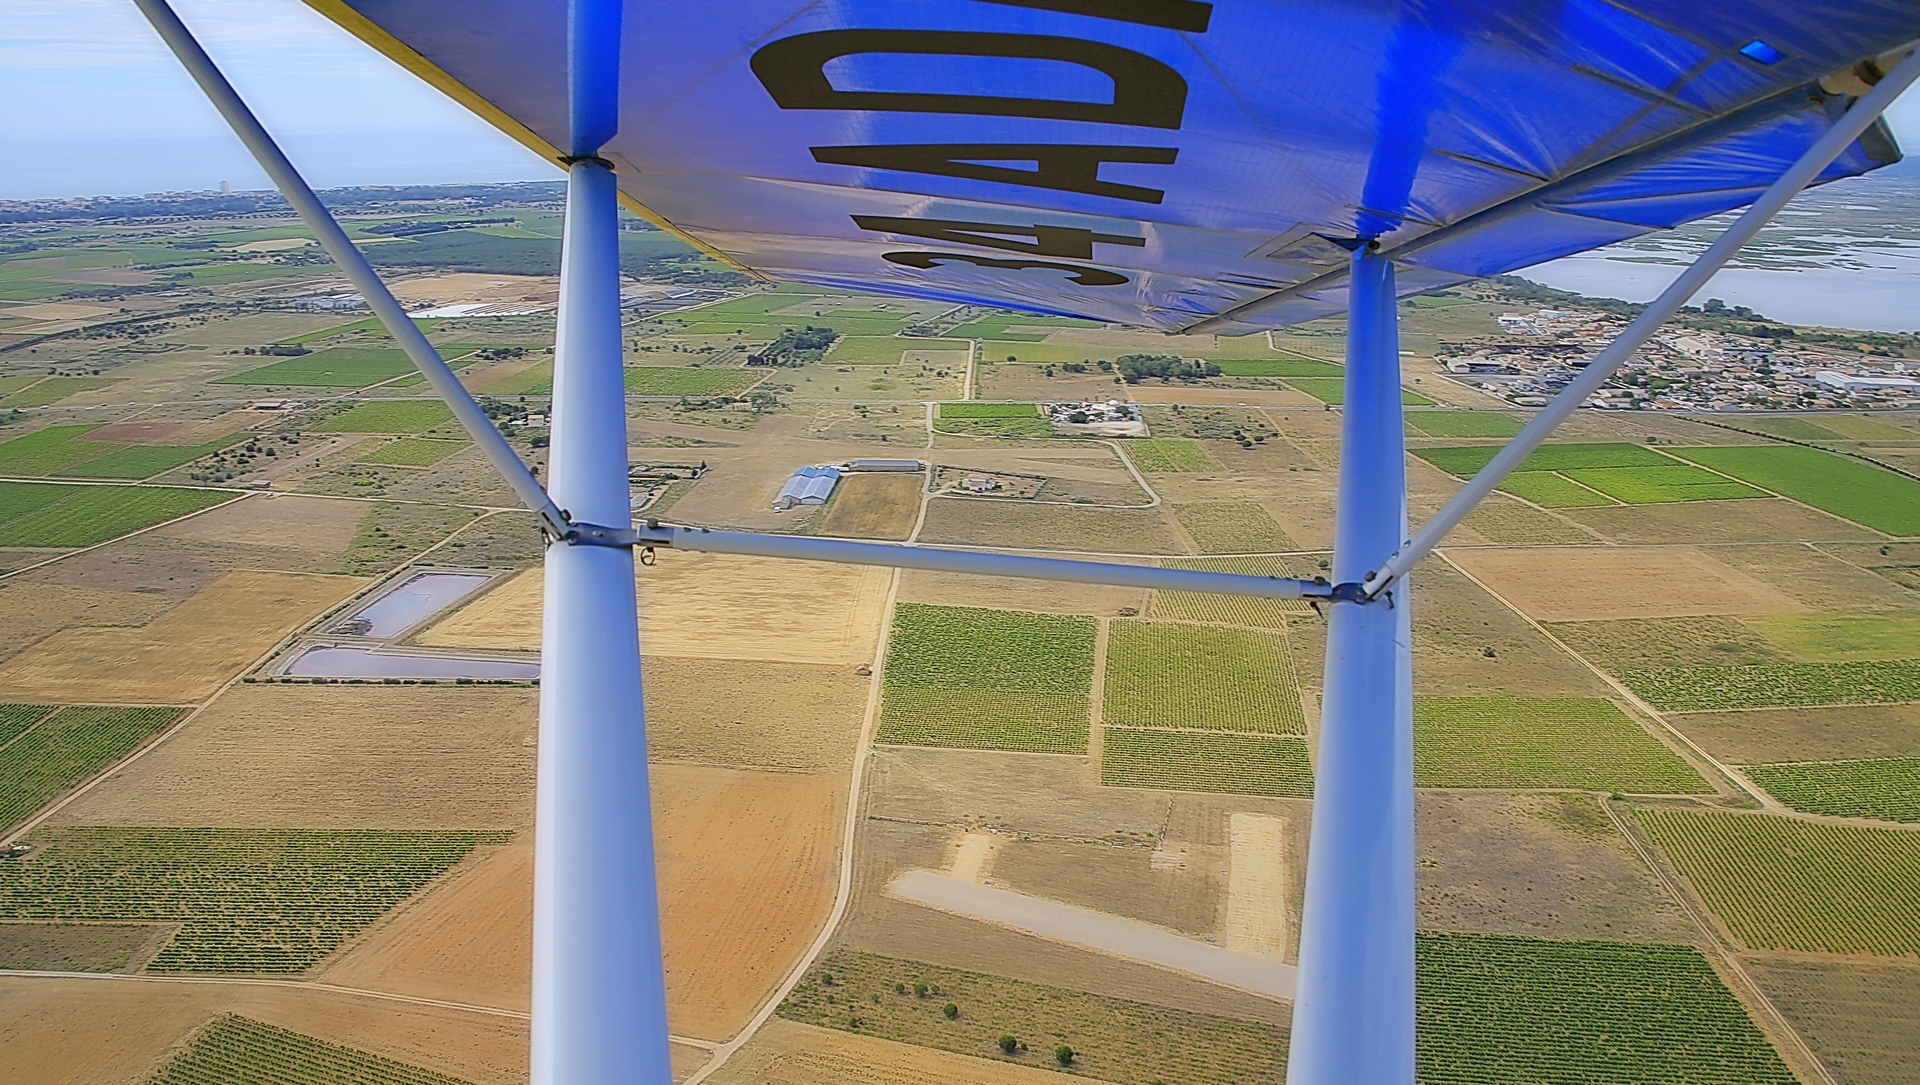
1747,959,1920,1085
1559,465,1766,504
1405,411,1525,438
1637,809,1920,956
0,484,233,547
2,377,123,408
1496,471,1615,508
1099,728,1314,797
940,402,1040,419
1621,660,1920,711
777,951,1288,1085
1742,611,1920,662
0,425,248,481
0,827,509,973
624,366,764,396
1745,757,1920,822
213,348,414,388
1416,442,1674,477
1120,439,1220,472
1151,556,1311,627
358,438,469,467
877,604,1096,753
470,359,553,395
311,402,454,435
1412,696,1708,792
1415,931,1795,1085
1286,377,1433,405
830,336,966,364
937,415,1053,438
0,706,182,830
1170,502,1296,553
1673,445,1920,536
1103,621,1305,734
935,401,1051,437
149,1014,478,1085
1213,358,1344,377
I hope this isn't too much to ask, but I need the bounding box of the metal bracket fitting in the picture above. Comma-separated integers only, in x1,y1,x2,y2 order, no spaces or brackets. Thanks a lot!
1326,581,1373,604
563,521,641,548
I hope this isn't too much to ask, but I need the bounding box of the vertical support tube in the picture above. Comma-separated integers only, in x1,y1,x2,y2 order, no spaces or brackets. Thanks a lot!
532,2,672,1082
1287,246,1415,1085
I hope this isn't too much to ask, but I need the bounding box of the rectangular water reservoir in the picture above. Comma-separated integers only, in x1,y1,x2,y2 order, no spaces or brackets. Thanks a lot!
333,572,491,637
285,645,539,681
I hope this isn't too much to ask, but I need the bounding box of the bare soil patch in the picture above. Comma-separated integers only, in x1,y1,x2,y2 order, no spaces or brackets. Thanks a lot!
151,494,362,554
972,363,1123,402
0,975,529,1085
1412,560,1608,696
897,565,1149,617
1564,498,1881,545
0,570,364,703
842,825,1292,1028
1668,704,1920,764
0,921,172,973
1748,958,1920,1085
989,835,1224,939
418,550,890,665
383,272,557,306
1416,792,1691,942
1445,546,1807,622
642,657,867,770
1545,615,1793,672
917,500,1186,555
87,420,190,444
1222,814,1289,958
708,1018,1067,1085
54,685,538,829
816,473,921,540
1453,493,1602,546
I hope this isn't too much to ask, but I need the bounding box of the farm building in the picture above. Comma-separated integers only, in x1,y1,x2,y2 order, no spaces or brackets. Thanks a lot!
773,465,840,510
848,458,923,472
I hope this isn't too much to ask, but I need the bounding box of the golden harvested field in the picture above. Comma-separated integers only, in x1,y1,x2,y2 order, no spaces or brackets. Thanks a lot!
316,763,846,1044
708,1019,1068,1085
654,763,846,1040
0,581,173,665
0,570,363,703
1444,546,1807,622
416,550,890,665
816,472,922,540
0,975,530,1085
53,685,539,828
642,657,867,770
319,839,534,1009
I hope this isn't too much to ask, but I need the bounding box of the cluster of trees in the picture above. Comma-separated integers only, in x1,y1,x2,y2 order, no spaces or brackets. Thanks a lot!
1116,353,1222,383
747,325,839,366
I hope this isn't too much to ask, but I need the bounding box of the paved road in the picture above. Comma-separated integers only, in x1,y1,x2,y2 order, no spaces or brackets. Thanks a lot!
890,869,1297,1001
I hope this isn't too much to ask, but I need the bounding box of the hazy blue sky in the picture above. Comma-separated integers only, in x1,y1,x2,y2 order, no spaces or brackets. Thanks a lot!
4,0,1917,200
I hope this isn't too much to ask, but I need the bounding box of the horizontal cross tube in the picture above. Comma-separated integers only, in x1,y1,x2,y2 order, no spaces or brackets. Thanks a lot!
606,521,1330,599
